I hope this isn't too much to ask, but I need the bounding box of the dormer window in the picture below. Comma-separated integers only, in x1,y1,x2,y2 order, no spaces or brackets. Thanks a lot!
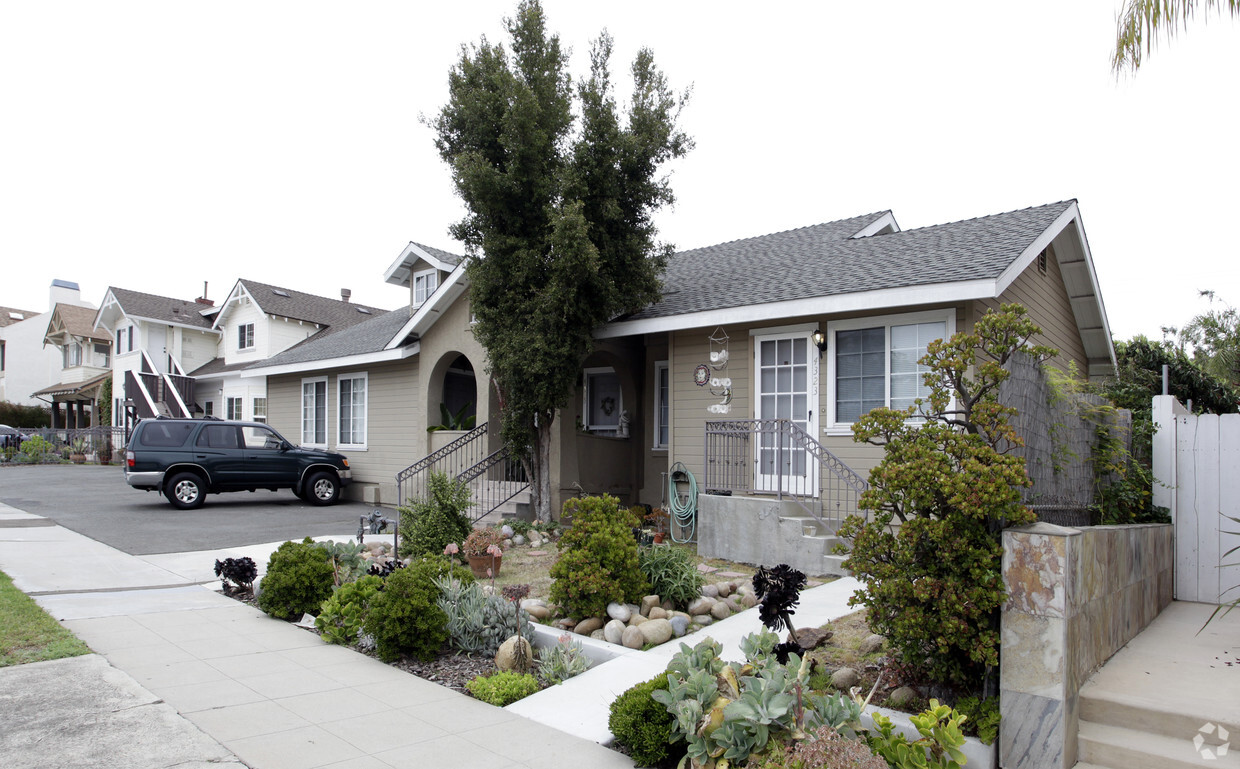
413,269,438,306
238,323,255,350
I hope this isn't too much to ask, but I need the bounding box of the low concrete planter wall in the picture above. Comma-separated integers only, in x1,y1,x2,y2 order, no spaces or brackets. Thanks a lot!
696,493,843,576
999,522,1173,769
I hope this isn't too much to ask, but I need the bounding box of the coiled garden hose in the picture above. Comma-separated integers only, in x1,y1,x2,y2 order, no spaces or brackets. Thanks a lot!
668,462,698,543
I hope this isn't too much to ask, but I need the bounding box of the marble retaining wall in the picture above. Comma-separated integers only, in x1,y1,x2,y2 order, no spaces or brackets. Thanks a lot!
998,522,1173,769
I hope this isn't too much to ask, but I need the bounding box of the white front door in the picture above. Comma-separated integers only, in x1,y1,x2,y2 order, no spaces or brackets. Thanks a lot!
753,332,819,494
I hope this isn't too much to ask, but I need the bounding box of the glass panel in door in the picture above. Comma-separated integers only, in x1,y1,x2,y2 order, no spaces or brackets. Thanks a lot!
754,335,817,494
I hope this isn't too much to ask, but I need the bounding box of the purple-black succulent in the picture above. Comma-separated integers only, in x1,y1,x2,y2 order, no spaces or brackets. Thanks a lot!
753,563,807,635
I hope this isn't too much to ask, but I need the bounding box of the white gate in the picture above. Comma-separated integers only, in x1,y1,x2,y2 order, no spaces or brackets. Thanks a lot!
1152,395,1240,604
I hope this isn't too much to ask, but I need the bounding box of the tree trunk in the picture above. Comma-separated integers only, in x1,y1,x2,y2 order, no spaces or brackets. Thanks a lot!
530,414,554,522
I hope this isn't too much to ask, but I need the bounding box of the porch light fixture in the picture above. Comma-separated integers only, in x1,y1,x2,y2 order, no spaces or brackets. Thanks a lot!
811,329,828,355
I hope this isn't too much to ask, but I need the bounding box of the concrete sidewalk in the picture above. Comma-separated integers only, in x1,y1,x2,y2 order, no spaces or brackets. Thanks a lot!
0,502,637,769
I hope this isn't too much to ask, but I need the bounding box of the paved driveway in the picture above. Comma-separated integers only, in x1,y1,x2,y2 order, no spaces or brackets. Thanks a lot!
0,465,379,555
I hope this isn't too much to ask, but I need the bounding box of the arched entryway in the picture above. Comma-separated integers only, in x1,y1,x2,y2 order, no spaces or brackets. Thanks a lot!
427,353,478,430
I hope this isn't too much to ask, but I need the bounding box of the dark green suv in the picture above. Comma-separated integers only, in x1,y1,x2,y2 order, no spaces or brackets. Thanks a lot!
125,418,352,509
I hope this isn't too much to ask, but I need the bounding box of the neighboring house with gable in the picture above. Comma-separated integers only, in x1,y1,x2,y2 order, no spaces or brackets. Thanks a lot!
189,279,383,424
0,280,97,411
248,199,1114,557
31,303,112,427
94,287,221,429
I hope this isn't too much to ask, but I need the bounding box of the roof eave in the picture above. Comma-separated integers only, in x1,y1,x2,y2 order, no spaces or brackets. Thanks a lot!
239,342,420,378
383,263,470,349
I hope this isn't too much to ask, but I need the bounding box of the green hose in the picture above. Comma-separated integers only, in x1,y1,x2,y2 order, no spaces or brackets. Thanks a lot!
668,462,697,543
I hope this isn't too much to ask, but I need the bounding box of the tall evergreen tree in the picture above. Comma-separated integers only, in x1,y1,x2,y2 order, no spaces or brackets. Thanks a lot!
432,1,691,520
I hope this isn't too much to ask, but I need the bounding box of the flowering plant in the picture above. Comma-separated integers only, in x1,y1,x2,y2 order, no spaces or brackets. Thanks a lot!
460,526,505,557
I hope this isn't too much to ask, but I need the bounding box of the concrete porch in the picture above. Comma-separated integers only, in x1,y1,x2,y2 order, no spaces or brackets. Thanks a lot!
1074,600,1240,769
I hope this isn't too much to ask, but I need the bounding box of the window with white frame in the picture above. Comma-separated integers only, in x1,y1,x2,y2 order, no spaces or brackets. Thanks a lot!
237,323,255,350
827,311,952,428
252,397,267,423
203,401,214,417
115,326,134,354
302,378,327,445
338,373,367,448
653,361,669,449
583,367,623,435
93,343,110,368
64,343,83,367
226,397,243,421
413,269,438,306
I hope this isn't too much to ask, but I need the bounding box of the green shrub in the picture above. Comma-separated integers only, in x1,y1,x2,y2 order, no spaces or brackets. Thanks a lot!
465,670,541,706
14,435,64,464
549,495,649,620
316,575,384,646
256,538,335,620
638,544,705,609
364,556,472,662
609,672,682,768
841,304,1043,691
435,573,530,656
399,472,474,559
0,401,51,429
954,695,1000,745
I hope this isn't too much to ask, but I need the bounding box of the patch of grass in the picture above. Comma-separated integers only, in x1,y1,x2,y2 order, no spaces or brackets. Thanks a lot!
0,569,91,667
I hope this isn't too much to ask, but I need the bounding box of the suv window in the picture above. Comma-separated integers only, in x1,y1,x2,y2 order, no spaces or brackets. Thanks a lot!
137,421,195,448
196,424,240,449
242,425,284,450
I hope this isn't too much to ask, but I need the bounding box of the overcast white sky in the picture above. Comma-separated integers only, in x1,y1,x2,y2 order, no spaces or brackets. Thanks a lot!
2,1,1237,342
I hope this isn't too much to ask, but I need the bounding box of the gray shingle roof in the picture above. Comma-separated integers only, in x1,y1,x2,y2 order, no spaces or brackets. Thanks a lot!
187,357,258,377
622,201,1074,321
248,308,411,369
51,303,110,341
107,287,216,329
237,279,385,329
0,306,38,328
411,241,463,267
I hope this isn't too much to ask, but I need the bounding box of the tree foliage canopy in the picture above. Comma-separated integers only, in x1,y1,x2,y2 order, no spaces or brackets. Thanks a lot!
431,1,691,518
1113,0,1240,74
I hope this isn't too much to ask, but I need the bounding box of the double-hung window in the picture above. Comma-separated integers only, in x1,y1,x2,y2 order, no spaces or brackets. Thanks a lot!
226,397,243,421
302,378,327,446
827,310,953,430
337,373,367,448
653,361,669,449
238,323,255,350
252,397,267,423
413,270,438,306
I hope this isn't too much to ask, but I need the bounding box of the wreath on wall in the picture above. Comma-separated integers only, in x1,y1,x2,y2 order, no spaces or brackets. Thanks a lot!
601,396,616,416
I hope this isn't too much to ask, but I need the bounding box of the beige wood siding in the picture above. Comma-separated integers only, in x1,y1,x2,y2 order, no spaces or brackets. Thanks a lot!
977,244,1088,374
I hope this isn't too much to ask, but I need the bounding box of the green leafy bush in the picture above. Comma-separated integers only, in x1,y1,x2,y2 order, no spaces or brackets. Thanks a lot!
14,435,64,464
399,472,474,558
638,544,705,610
537,633,592,686
434,573,530,656
364,556,472,662
316,575,384,646
0,401,51,429
549,495,649,620
256,538,335,620
609,672,682,768
841,304,1043,691
465,670,541,706
954,695,1000,745
867,700,968,769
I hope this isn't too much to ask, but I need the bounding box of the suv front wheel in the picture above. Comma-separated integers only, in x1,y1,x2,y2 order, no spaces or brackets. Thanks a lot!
165,472,206,510
305,471,340,506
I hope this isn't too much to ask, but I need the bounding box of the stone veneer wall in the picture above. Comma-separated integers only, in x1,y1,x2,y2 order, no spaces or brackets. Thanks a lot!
998,522,1173,769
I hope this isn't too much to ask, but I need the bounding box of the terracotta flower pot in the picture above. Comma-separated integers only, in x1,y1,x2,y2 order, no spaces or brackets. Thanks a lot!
467,554,502,579
653,532,665,544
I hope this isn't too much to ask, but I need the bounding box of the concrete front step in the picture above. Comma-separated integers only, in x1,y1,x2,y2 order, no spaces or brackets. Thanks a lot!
1080,688,1227,746
1078,720,1239,769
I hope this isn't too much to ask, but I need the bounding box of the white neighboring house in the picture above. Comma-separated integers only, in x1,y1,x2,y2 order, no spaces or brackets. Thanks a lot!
0,280,96,409
94,286,222,430
187,279,384,426
31,303,112,427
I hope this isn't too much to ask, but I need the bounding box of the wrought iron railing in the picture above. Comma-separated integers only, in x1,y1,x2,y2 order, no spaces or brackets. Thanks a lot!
395,423,530,523
704,418,868,530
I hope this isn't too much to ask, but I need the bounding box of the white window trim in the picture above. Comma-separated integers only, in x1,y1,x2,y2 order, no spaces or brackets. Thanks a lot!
824,309,955,435
301,376,328,447
238,323,255,351
582,366,623,434
413,269,438,306
336,372,368,450
652,360,669,450
226,396,244,421
252,397,267,423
